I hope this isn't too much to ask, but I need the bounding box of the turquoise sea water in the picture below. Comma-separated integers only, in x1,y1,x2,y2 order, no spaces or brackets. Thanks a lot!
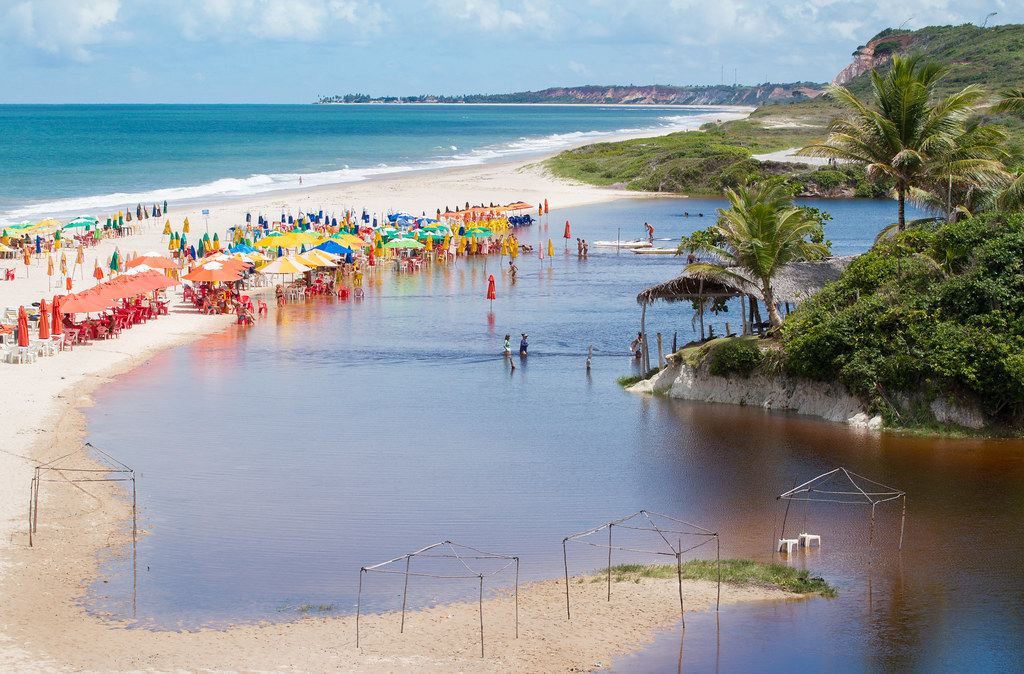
0,104,731,225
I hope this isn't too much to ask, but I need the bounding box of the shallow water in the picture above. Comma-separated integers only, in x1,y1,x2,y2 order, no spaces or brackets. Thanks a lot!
84,198,1024,670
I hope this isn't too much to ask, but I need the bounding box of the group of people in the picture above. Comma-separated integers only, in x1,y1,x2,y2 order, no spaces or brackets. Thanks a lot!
575,238,589,257
503,333,528,357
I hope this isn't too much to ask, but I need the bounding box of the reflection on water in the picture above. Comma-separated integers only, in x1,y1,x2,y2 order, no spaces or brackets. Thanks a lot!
84,199,1024,669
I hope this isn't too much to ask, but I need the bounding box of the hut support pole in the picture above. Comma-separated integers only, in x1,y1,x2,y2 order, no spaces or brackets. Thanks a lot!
716,537,721,611
740,294,748,335
640,301,648,371
563,539,571,620
478,575,485,658
657,333,664,369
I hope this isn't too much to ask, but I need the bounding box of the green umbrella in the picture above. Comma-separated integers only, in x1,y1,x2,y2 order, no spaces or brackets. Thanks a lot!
463,227,494,237
383,238,424,249
109,250,120,271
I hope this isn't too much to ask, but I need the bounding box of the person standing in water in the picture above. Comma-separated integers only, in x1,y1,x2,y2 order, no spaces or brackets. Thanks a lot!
519,333,529,356
503,334,512,355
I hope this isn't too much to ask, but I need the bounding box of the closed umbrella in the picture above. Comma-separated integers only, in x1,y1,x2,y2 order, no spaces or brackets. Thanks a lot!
548,238,554,257
51,295,62,336
564,221,571,250
486,274,496,309
16,306,29,347
38,299,50,339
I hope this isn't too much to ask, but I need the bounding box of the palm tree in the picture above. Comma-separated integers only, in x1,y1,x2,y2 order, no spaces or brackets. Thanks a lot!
991,89,1024,211
688,182,829,328
801,54,1003,231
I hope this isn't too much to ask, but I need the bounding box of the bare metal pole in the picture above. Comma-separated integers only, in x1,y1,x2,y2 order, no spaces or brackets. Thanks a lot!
607,524,613,601
869,504,876,559
716,537,721,611
563,539,571,620
356,569,364,648
676,552,686,628
514,558,520,639
400,555,411,633
899,496,906,551
479,575,485,658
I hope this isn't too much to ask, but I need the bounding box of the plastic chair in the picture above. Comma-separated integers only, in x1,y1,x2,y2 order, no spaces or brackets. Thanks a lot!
778,538,799,555
799,533,821,549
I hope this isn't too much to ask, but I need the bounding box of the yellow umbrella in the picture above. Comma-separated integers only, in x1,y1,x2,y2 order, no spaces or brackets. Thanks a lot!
255,233,301,248
443,232,451,251
510,238,518,258
60,252,67,275
425,236,433,252
471,239,478,254
162,220,172,235
47,255,54,276
76,245,84,264
500,238,508,256
333,233,366,248
290,231,320,245
548,238,554,257
258,255,312,274
183,217,190,233
297,250,338,267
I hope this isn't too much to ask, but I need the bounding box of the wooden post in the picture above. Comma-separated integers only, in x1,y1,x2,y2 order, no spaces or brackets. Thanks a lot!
642,334,650,373
563,539,572,620
479,575,485,658
672,332,677,353
899,496,907,551
586,345,593,371
740,295,748,335
400,555,411,633
725,322,731,336
657,333,664,369
640,301,647,371
607,524,613,601
676,552,686,628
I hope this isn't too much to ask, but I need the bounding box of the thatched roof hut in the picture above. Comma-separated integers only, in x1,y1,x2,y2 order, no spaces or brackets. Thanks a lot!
632,257,855,368
636,256,854,306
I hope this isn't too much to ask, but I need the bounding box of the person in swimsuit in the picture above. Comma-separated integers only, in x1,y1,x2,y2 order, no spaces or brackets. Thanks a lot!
503,334,512,355
519,333,528,356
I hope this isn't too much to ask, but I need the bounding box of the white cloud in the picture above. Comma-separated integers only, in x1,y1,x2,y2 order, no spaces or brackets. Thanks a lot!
1,0,121,62
173,0,389,42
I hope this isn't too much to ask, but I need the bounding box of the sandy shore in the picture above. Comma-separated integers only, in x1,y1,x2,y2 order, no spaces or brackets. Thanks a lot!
0,113,809,672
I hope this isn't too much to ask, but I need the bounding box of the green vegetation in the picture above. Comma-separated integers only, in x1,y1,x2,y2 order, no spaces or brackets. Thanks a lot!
617,367,662,387
782,212,1024,429
602,559,837,597
686,181,831,327
296,603,335,614
803,54,1006,229
708,337,763,378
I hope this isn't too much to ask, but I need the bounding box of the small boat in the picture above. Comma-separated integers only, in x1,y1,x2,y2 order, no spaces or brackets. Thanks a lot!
591,240,652,248
632,248,678,255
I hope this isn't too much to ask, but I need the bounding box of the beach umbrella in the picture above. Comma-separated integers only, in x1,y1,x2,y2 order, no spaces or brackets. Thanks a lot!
168,234,178,251
126,211,131,222
383,238,424,249
183,218,190,233
47,255,54,278
544,199,549,214
213,233,220,248
17,306,30,347
257,256,311,275
51,296,62,336
60,292,115,314
486,274,496,309
181,261,242,283
38,299,50,340
564,221,571,248
163,220,172,235
164,200,168,213
76,245,84,265
313,240,353,256
35,235,42,254
60,252,67,276
93,259,103,280
548,238,554,257
136,204,142,219
128,253,179,269
109,250,120,271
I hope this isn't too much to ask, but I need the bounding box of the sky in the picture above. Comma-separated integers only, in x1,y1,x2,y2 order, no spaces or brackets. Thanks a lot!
0,0,1020,103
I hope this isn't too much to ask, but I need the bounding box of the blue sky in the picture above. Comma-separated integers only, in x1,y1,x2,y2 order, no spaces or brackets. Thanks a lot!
1,0,1020,103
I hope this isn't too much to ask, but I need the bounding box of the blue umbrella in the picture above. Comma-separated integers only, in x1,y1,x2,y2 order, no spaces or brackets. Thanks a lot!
314,240,354,255
331,217,337,227
35,235,41,254
277,245,284,258
345,252,354,264
246,212,251,223
288,215,294,225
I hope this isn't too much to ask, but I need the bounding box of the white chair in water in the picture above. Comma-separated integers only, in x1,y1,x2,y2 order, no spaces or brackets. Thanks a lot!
778,538,800,555
5,345,37,364
799,533,821,549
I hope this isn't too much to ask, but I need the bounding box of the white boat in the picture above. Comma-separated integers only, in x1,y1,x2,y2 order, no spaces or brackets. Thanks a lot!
632,248,679,255
591,240,652,248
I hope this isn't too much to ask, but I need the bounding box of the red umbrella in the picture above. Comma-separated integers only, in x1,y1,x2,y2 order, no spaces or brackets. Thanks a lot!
17,305,29,347
544,199,549,214
486,274,496,310
51,295,62,336
563,220,571,251
38,299,50,340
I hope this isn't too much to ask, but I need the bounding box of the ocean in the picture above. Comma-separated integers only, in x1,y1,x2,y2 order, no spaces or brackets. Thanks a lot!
0,103,734,226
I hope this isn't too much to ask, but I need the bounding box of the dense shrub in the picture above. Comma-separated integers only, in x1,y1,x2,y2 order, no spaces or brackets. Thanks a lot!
709,339,763,378
782,212,1024,426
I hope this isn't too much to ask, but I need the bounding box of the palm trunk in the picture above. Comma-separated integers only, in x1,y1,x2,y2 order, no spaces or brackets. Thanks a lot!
897,184,906,232
763,285,784,328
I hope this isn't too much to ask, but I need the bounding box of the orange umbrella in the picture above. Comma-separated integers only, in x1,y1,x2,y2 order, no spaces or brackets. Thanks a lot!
38,299,50,339
59,293,116,314
127,255,180,270
93,260,104,280
544,199,549,214
16,306,29,346
93,276,150,300
181,262,243,283
486,274,496,308
564,221,571,239
51,295,62,336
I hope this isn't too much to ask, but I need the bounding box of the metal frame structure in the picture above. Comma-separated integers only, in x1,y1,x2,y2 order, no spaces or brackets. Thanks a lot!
562,510,720,628
356,540,519,657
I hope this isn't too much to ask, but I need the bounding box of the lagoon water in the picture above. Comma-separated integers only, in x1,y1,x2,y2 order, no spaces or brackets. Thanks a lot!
83,197,1024,671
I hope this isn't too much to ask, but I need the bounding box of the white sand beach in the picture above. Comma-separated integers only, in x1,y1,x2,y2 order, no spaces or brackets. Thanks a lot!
0,117,811,672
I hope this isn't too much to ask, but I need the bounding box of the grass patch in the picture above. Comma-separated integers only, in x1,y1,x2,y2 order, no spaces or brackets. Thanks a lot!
297,603,336,614
617,366,662,387
602,559,837,597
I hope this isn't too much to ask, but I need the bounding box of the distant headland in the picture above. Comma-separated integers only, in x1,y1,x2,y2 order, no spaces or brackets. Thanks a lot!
315,83,825,107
